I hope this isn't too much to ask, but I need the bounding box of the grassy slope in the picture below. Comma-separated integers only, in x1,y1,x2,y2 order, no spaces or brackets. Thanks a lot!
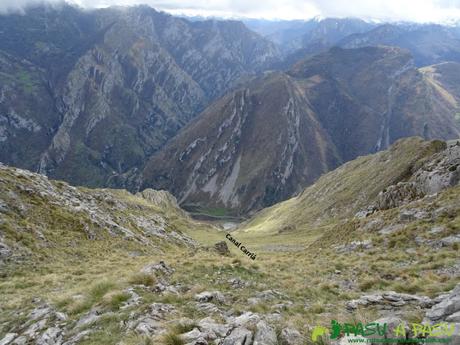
239,137,445,235
0,137,459,344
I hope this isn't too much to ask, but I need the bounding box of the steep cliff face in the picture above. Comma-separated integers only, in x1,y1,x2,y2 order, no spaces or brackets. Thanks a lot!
142,72,341,214
0,4,280,187
142,47,460,214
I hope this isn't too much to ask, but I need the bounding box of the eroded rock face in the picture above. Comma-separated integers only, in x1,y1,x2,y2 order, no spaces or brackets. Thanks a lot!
0,164,196,255
423,284,460,345
346,291,434,311
425,284,460,322
0,302,68,345
358,141,460,215
376,182,425,210
413,141,460,195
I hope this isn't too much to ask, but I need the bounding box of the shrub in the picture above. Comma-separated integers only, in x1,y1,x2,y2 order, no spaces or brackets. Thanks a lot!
129,273,156,286
161,333,184,345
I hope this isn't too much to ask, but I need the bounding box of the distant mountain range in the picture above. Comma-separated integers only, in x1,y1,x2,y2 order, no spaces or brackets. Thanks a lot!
245,18,460,67
1,4,460,215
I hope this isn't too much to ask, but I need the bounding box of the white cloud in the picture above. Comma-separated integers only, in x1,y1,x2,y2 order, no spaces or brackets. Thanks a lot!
1,0,460,23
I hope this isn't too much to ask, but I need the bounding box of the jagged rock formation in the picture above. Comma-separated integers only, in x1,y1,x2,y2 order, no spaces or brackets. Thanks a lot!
375,140,460,210
0,4,280,187
142,46,460,214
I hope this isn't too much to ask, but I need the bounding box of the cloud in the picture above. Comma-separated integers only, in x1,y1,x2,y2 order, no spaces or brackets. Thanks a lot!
1,0,460,23
0,0,62,14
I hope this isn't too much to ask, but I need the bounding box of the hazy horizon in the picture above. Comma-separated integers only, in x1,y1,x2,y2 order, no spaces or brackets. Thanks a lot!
1,0,460,24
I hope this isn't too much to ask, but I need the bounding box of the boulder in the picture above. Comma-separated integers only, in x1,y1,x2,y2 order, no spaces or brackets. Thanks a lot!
214,241,230,256
228,312,261,328
253,320,277,345
36,327,63,345
279,327,303,345
222,327,253,345
141,261,175,276
194,291,226,304
197,317,231,338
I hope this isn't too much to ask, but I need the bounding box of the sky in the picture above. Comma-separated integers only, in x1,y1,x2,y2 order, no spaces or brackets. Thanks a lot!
1,0,460,23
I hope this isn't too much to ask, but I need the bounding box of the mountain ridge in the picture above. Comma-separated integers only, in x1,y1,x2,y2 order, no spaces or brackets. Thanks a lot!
141,46,460,214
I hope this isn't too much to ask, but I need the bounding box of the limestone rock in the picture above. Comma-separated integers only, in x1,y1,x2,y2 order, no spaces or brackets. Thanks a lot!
141,261,175,276
195,291,226,304
221,327,253,345
425,284,460,322
347,291,433,310
279,327,303,345
253,320,277,345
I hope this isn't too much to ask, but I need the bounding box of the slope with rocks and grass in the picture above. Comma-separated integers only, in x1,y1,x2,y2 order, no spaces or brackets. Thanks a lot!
1,138,460,345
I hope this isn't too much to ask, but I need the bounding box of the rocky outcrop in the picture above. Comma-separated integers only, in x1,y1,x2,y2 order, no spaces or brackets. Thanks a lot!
141,261,175,276
0,163,198,264
346,291,434,311
412,140,460,195
423,284,460,345
375,182,425,210
425,284,460,323
356,140,459,215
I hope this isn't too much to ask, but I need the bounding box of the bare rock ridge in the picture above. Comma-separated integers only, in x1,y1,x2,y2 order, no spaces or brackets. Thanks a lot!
142,46,460,214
